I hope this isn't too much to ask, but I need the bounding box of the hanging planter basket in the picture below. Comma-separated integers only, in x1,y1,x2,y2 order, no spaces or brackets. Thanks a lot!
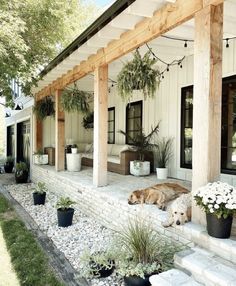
82,112,94,129
61,84,91,113
117,50,160,102
33,96,55,121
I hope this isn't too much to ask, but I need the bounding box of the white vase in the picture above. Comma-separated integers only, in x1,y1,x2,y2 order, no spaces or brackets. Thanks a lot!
130,161,150,176
156,167,168,180
33,154,48,165
71,148,78,154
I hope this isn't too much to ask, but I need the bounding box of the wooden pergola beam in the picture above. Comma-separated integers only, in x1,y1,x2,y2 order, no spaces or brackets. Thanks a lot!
35,0,223,100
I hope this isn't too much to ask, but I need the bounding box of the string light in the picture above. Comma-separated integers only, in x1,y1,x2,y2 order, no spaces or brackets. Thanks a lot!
226,38,229,48
184,40,188,48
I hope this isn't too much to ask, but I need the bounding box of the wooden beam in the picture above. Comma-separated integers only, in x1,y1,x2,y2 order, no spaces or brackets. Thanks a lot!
55,90,65,171
93,65,108,187
35,115,43,152
35,0,224,100
192,3,223,224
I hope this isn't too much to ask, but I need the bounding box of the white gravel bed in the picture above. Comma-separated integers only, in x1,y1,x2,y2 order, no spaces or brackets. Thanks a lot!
5,183,124,286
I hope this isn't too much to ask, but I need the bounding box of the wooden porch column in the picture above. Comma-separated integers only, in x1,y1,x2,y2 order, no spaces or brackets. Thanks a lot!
55,90,65,171
192,3,223,224
34,110,43,152
93,65,108,187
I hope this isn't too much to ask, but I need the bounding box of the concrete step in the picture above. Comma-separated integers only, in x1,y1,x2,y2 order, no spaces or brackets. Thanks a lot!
175,246,236,286
149,269,202,286
178,222,236,264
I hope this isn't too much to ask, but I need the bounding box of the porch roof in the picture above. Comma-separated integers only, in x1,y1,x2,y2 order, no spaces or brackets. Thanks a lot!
34,0,236,99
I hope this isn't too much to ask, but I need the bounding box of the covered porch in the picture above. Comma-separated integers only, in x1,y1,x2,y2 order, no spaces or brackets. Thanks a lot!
32,0,236,226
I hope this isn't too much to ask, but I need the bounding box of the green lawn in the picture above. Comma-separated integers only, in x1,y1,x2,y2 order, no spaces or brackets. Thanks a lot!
0,194,64,286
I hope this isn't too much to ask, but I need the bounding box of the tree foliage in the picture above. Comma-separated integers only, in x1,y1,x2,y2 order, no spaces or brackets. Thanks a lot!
0,0,96,104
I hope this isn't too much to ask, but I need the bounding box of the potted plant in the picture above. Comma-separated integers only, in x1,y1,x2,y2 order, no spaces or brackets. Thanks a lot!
194,181,236,238
4,156,14,173
115,218,182,286
33,149,48,165
78,249,115,279
117,50,160,102
61,83,91,113
33,96,55,121
32,182,47,205
119,123,159,176
155,137,173,180
15,162,29,184
82,112,94,129
71,144,78,154
56,197,76,227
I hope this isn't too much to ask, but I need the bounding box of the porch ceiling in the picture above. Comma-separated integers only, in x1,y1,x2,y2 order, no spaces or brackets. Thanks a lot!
33,0,236,96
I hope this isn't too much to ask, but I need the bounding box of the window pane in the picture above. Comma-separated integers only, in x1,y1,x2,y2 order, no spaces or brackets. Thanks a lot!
107,108,115,144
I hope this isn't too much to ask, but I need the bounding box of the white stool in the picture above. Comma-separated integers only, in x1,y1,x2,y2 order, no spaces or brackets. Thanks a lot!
66,153,81,172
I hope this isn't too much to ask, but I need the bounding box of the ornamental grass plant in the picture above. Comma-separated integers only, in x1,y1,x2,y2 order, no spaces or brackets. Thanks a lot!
194,181,236,219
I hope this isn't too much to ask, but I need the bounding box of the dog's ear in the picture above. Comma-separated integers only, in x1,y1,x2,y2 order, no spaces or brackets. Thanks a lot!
186,207,192,221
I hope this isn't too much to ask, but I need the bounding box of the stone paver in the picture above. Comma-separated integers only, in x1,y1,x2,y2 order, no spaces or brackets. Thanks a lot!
0,227,20,286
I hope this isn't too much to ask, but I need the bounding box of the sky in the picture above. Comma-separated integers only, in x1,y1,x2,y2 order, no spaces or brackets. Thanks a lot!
95,0,114,8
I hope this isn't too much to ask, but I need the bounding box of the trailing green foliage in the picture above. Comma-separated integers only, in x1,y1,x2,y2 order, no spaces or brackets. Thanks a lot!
5,156,14,163
117,50,160,102
15,161,28,172
119,122,160,161
82,112,94,129
61,86,91,113
33,182,47,195
155,137,173,168
33,96,55,121
1,219,63,286
56,197,76,211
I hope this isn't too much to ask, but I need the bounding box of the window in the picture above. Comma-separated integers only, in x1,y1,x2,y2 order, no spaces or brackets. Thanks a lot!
180,75,236,173
181,86,193,168
108,107,115,144
126,101,142,144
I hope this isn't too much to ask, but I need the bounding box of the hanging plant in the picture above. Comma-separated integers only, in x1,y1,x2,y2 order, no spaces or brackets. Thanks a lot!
117,50,160,102
61,83,90,113
33,96,55,121
82,112,94,129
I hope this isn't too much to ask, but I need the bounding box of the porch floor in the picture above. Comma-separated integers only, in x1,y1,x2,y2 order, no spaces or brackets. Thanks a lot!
37,165,192,201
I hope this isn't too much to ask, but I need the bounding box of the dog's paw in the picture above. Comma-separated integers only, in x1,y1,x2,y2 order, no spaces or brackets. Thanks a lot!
161,221,171,228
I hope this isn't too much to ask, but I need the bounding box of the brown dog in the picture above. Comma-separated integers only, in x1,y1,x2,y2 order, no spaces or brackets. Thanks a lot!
128,183,189,210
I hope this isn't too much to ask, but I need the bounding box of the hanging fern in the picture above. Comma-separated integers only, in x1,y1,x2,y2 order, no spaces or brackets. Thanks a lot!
33,96,55,121
117,50,160,102
61,84,90,113
82,112,94,129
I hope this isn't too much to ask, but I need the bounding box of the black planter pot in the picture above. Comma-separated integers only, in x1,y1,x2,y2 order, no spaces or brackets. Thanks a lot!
4,162,14,173
124,275,151,286
90,259,115,278
206,213,233,239
57,208,74,227
15,171,28,184
33,192,46,205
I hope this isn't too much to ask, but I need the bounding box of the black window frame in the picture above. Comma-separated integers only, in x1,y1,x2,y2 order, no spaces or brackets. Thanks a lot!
125,101,143,145
108,107,115,144
180,74,236,174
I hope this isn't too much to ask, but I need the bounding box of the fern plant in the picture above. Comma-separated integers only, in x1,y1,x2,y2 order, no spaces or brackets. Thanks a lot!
33,96,55,121
61,84,90,113
117,50,160,102
82,112,94,129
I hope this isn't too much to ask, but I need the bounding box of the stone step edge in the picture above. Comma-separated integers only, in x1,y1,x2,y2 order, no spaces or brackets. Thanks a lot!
149,268,202,286
174,248,236,286
174,222,236,263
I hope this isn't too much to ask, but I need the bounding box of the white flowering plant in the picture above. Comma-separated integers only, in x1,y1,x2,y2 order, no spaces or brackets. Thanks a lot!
194,181,236,219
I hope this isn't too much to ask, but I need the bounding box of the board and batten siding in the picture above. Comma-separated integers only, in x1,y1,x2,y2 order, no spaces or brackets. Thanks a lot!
42,41,236,184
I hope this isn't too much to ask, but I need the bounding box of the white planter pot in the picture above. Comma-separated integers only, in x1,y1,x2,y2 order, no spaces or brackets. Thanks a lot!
71,148,78,154
156,168,168,180
66,154,81,172
130,161,150,176
34,154,48,165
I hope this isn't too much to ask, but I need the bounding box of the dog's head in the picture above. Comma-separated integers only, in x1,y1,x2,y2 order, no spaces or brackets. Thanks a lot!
171,204,191,226
128,190,143,205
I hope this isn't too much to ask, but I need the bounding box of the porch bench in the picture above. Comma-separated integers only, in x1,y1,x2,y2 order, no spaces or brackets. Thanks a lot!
76,143,154,175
